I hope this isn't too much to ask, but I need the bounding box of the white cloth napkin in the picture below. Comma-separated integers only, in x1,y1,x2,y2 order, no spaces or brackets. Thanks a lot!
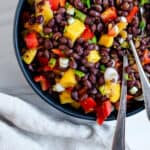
0,92,126,150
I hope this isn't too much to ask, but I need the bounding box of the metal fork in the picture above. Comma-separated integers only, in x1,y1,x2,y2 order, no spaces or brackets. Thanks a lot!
129,38,150,120
112,55,128,150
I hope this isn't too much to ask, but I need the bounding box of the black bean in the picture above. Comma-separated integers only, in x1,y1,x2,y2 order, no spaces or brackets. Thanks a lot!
89,74,96,84
84,41,89,48
44,50,50,59
83,80,92,89
85,62,95,68
93,45,99,50
28,64,35,72
55,14,63,23
57,7,66,14
121,2,130,11
80,94,88,101
43,27,52,34
65,49,73,56
68,39,74,48
109,0,114,6
53,26,59,32
89,10,100,17
52,32,62,40
91,24,97,33
85,17,92,25
53,41,58,47
94,0,102,4
36,15,44,24
38,37,44,44
144,65,150,73
95,62,100,68
98,76,105,85
106,60,113,67
44,39,53,49
93,5,102,12
90,68,98,75
59,37,68,44
90,88,98,94
74,0,84,9
100,56,110,64
71,91,79,101
83,50,90,56
83,8,88,13
60,21,67,27
59,44,68,50
76,45,83,55
77,38,84,44
103,0,109,8
48,19,55,27
97,23,103,32
80,66,87,72
127,80,136,88
69,59,78,69
134,72,140,79
87,44,95,50
72,53,80,60
29,16,36,24
95,93,102,101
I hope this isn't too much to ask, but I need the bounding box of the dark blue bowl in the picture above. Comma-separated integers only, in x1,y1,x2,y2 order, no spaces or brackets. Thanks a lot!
13,0,145,121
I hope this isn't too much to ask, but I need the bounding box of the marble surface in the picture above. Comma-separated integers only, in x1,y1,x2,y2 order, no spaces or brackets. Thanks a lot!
0,0,150,149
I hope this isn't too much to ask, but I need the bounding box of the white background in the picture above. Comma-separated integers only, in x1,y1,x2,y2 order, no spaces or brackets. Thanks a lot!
0,0,150,149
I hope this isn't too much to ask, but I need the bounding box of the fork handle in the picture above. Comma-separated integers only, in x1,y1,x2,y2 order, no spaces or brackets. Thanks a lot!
112,101,126,150
129,40,150,120
112,56,127,150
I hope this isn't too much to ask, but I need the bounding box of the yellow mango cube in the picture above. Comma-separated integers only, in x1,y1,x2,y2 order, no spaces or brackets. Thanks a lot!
99,34,114,48
22,49,37,64
103,82,121,103
59,69,77,88
117,22,128,33
24,23,43,33
64,19,85,43
120,30,127,40
36,0,53,24
87,50,101,63
59,91,74,104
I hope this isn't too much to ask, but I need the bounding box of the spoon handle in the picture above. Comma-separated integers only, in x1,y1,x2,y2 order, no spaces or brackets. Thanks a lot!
112,55,128,150
129,39,150,120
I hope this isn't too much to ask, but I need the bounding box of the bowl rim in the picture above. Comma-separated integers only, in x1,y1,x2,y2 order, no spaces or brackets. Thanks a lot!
13,0,145,122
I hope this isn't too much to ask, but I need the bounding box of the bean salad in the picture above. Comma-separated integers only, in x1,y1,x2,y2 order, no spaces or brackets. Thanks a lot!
21,0,150,124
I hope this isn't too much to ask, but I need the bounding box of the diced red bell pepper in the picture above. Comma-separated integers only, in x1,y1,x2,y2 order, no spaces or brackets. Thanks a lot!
59,0,66,7
96,100,112,125
127,6,139,23
34,75,50,91
66,87,73,93
43,66,53,72
143,50,150,65
101,7,117,23
80,97,96,113
24,32,38,49
49,0,60,10
127,95,133,101
81,26,94,41
52,49,65,57
38,57,49,66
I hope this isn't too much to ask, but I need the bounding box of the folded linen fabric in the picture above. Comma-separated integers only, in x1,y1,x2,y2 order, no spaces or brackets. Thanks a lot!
0,93,129,150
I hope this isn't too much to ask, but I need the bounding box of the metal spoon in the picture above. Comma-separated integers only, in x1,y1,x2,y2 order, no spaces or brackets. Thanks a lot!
112,55,128,150
129,37,150,120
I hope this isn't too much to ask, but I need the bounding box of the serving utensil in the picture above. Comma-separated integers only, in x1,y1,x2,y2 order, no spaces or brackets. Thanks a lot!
129,37,150,120
112,55,128,150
